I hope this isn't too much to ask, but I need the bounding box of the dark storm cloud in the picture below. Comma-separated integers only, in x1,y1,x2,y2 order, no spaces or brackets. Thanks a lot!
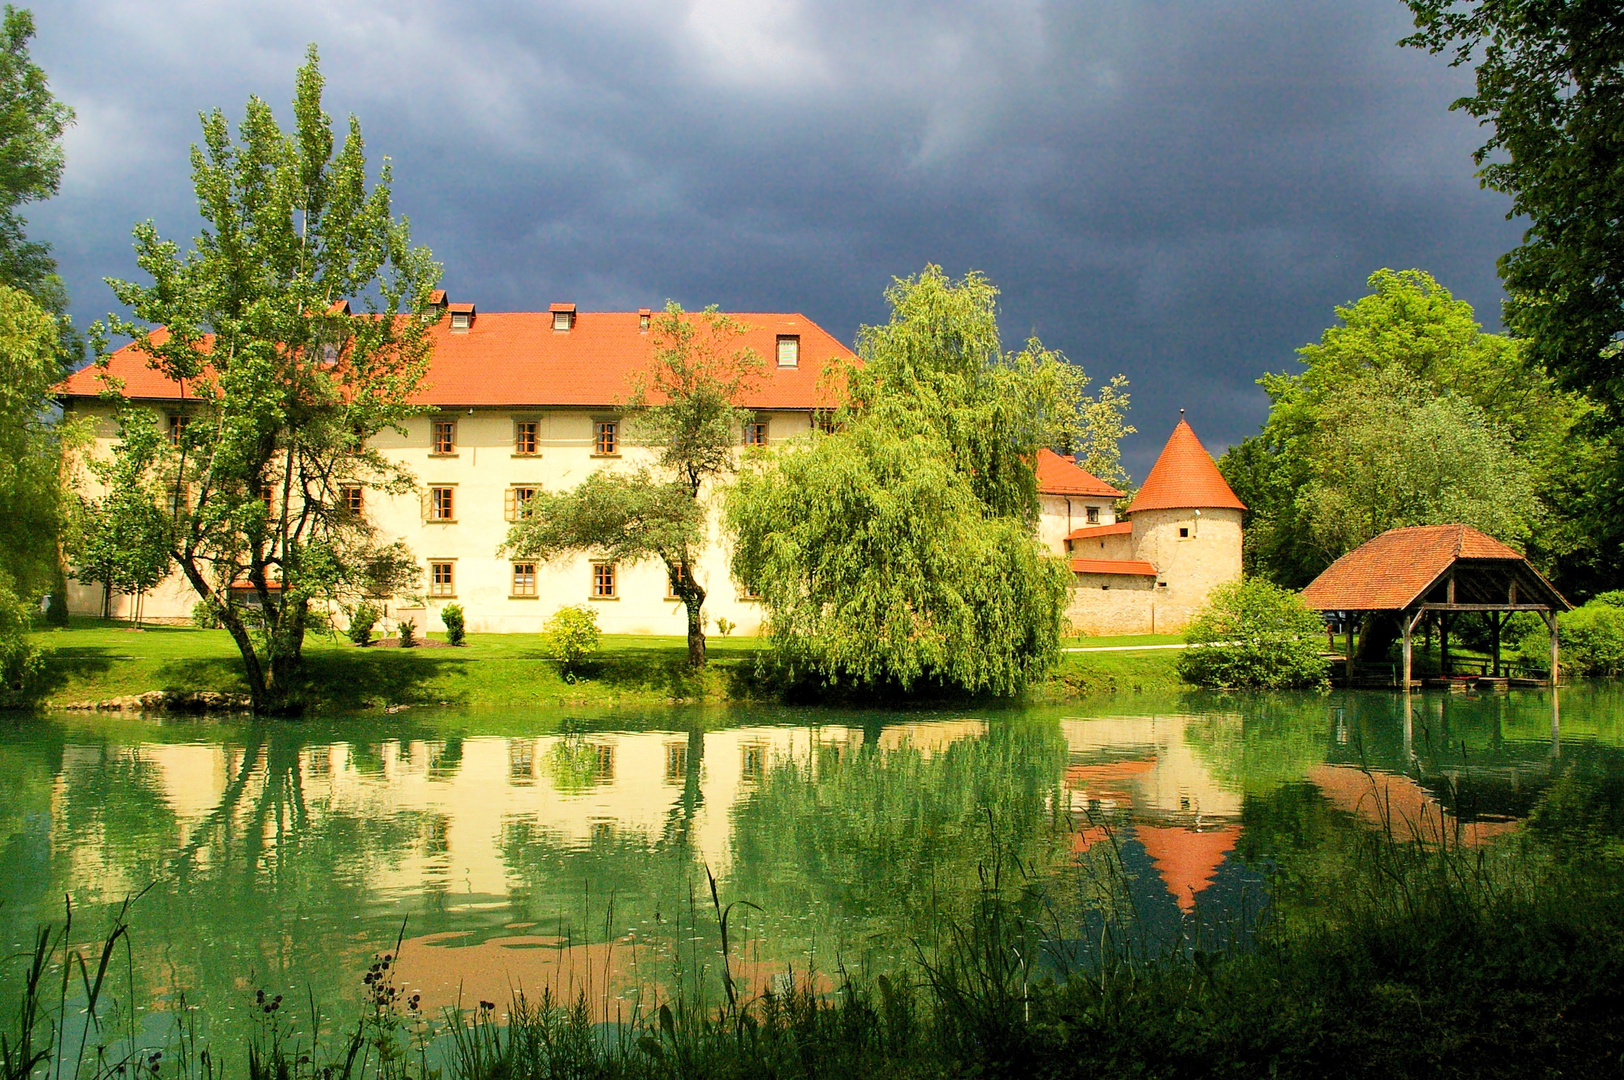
29,0,1517,477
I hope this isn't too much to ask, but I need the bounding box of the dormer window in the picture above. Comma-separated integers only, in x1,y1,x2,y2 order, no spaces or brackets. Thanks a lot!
426,289,448,320
1086,506,1101,524
638,308,651,333
448,302,475,332
777,335,800,368
551,302,576,331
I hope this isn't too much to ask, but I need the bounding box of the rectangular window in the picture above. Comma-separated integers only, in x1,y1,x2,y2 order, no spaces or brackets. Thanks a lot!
594,420,618,456
553,310,573,331
1178,527,1189,538
430,561,455,597
430,486,455,521
592,562,617,599
1086,506,1100,525
167,414,188,446
505,486,536,522
261,484,275,513
665,742,687,782
342,485,363,515
432,419,456,455
511,562,537,597
776,335,800,368
744,420,768,446
514,420,539,455
811,410,836,434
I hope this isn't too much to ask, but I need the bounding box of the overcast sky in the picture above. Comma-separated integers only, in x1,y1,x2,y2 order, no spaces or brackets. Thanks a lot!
30,0,1517,478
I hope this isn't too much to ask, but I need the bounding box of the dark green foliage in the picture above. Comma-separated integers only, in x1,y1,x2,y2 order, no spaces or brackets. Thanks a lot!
40,590,64,627
0,6,77,363
440,603,465,646
1402,0,1624,417
396,619,416,649
1178,578,1330,689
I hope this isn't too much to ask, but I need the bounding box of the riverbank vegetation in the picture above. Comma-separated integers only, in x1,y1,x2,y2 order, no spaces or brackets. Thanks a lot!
7,772,1624,1079
24,620,1186,712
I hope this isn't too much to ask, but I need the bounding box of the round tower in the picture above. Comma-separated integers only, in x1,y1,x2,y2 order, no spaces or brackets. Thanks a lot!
1126,414,1246,630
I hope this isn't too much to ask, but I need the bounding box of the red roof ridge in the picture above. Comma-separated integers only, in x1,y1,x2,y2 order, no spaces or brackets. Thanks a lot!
1125,417,1245,514
1301,523,1567,612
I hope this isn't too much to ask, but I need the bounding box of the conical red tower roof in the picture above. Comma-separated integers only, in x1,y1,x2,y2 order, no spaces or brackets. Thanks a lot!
1125,416,1246,514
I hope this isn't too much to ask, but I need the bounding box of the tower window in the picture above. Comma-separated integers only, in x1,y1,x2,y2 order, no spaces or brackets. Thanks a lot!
1086,505,1100,524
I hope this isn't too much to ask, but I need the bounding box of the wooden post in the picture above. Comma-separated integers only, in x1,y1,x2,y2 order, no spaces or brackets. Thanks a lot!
1546,610,1560,688
1403,690,1414,764
1402,609,1414,691
1345,613,1355,685
1491,613,1502,677
1440,612,1451,678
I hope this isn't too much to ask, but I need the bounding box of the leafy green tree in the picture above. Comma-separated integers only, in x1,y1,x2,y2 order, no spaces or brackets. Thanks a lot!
543,604,600,673
0,285,70,597
0,7,77,363
1401,1,1624,412
1177,579,1329,690
1222,269,1570,584
505,303,761,667
89,47,439,714
726,267,1099,697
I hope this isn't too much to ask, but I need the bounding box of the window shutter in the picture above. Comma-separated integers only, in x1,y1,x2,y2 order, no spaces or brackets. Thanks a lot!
504,487,517,522
419,488,431,522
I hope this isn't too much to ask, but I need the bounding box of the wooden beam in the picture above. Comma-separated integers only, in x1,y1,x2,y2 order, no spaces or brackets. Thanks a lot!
1417,603,1552,613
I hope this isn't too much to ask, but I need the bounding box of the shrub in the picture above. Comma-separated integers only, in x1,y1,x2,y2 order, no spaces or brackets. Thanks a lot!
544,605,600,672
348,601,381,646
1178,578,1330,690
1590,590,1624,609
0,577,44,708
43,591,68,627
191,599,222,629
398,618,417,649
441,603,466,646
1519,601,1624,676
716,616,735,637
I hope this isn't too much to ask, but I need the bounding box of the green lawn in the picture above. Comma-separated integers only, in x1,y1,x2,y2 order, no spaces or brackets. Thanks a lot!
26,619,1187,712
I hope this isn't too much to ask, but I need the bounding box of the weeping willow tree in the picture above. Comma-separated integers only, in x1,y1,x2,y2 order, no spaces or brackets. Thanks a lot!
727,266,1130,697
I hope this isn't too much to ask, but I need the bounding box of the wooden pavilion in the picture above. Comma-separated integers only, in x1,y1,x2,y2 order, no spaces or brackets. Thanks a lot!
1301,524,1570,689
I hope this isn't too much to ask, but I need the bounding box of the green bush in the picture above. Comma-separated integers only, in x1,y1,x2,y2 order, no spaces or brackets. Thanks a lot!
1590,590,1624,609
441,603,466,646
0,577,43,708
1178,578,1330,690
543,605,600,672
42,591,68,627
397,618,418,649
191,599,222,629
347,601,381,646
1520,600,1624,676
715,616,735,637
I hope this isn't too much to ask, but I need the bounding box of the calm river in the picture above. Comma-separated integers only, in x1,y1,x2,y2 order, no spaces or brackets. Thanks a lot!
2,686,1620,1052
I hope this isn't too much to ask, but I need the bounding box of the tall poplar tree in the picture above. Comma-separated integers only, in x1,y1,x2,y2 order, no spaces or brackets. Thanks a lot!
92,47,440,715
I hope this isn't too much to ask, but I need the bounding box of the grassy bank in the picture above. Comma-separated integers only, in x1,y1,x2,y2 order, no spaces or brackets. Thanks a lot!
26,620,1185,711
11,774,1624,1080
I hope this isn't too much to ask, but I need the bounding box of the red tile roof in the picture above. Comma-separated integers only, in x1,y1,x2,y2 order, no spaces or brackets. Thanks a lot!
1070,559,1158,576
1136,825,1240,913
1066,522,1132,541
55,311,853,410
1300,524,1568,612
1125,417,1246,514
1036,448,1124,498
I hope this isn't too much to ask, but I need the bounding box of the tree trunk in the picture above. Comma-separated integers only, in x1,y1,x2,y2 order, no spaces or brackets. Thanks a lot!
685,592,707,667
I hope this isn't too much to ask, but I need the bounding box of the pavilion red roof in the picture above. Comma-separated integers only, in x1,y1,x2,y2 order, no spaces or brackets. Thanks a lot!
1125,417,1245,514
1036,448,1123,498
1300,524,1566,612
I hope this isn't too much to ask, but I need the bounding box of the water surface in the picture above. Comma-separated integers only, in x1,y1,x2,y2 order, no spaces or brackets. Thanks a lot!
2,686,1618,1050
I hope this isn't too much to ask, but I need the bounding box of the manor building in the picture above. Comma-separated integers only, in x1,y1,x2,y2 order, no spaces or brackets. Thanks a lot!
58,300,1242,637
57,300,850,635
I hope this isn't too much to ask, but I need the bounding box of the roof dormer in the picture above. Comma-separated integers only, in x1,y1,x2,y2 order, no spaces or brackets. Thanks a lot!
426,289,448,319
550,302,576,332
638,308,651,334
448,302,475,333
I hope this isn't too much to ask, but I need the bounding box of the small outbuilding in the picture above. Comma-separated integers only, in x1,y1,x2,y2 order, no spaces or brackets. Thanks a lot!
1301,524,1570,688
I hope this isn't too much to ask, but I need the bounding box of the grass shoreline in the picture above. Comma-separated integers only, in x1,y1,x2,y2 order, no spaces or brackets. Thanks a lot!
26,619,1187,713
